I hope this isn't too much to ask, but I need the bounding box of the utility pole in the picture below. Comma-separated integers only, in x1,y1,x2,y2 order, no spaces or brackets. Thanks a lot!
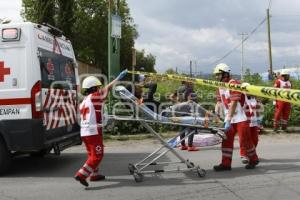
108,0,111,81
194,60,197,77
190,61,192,77
108,0,121,113
267,8,273,79
239,33,247,80
132,47,136,82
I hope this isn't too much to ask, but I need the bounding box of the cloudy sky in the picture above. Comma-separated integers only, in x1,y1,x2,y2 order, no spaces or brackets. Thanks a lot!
127,0,300,74
2,0,300,74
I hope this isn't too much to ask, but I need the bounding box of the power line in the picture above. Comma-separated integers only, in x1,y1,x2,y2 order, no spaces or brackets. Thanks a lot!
210,17,267,65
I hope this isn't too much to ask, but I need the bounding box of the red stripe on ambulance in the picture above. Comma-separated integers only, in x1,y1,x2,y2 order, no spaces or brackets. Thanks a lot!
0,98,31,105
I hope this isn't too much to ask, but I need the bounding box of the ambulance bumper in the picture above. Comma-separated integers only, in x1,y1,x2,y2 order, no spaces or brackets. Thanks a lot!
0,119,80,152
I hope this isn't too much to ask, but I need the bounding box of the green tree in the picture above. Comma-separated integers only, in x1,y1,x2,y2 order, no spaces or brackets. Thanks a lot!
22,0,56,26
71,0,108,69
165,68,176,74
136,50,156,72
57,0,75,39
21,0,155,73
243,68,263,85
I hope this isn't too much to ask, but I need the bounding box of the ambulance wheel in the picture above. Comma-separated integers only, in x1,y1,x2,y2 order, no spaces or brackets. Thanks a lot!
128,163,136,175
133,172,143,183
196,167,206,178
0,137,11,175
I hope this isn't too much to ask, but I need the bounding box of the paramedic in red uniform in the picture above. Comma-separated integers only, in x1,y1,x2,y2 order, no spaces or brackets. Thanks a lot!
213,63,259,171
74,70,127,187
273,69,292,132
239,83,262,164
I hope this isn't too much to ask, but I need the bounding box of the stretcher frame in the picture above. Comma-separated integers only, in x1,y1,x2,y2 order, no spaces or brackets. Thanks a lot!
110,86,225,182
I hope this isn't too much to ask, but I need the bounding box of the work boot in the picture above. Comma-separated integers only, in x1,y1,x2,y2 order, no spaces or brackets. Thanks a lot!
74,175,89,187
240,156,249,164
180,145,188,150
188,146,199,151
213,164,231,171
90,174,106,182
245,160,259,169
273,128,279,133
282,128,289,133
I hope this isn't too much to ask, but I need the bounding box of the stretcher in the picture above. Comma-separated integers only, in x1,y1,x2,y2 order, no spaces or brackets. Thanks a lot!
109,86,226,182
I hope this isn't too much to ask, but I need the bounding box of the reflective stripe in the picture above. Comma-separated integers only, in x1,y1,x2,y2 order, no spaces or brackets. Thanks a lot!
231,94,241,98
222,150,232,154
79,169,89,177
222,153,232,158
248,152,255,157
247,147,255,153
247,148,256,157
222,148,233,152
83,164,93,173
92,172,99,176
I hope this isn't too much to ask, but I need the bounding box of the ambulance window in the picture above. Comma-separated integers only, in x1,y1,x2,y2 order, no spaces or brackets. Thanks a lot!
59,60,76,86
39,48,76,90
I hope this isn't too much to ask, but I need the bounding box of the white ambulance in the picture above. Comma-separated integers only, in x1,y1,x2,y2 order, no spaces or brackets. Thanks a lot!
0,22,81,174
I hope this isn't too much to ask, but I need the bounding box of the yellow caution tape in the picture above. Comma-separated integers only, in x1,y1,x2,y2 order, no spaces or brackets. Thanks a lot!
129,71,300,105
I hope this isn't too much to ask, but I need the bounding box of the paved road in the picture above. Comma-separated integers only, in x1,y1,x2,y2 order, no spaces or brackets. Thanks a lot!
1,134,300,200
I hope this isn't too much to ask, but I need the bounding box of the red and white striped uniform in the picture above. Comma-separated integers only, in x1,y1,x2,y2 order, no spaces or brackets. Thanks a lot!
274,79,291,89
273,79,292,129
217,79,247,124
79,90,106,137
244,96,260,127
240,95,261,158
76,89,108,180
216,79,258,167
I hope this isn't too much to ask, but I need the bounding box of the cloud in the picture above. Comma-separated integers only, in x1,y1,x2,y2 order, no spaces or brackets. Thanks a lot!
2,0,300,74
0,0,23,22
128,0,300,74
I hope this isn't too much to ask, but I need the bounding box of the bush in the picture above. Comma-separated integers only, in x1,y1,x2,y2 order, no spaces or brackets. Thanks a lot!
106,72,300,135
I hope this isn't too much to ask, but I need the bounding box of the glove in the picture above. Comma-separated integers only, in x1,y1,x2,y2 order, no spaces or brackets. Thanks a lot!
224,120,231,132
256,119,262,125
167,137,177,148
116,69,128,80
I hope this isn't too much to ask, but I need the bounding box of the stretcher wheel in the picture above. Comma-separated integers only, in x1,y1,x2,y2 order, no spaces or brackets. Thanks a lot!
128,163,136,175
133,172,144,183
196,167,206,177
187,162,194,168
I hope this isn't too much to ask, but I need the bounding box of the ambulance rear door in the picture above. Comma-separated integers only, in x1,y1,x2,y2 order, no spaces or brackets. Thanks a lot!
35,28,79,140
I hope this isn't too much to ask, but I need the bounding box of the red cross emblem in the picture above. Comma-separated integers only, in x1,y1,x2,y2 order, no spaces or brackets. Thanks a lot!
80,105,90,120
0,61,10,82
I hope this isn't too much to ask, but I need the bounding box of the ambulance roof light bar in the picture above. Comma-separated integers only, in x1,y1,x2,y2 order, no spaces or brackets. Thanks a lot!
2,28,21,42
41,23,63,38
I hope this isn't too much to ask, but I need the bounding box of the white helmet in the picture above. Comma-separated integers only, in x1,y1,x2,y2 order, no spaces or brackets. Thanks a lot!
213,63,231,74
280,69,290,76
82,76,102,89
213,67,220,75
139,74,145,82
